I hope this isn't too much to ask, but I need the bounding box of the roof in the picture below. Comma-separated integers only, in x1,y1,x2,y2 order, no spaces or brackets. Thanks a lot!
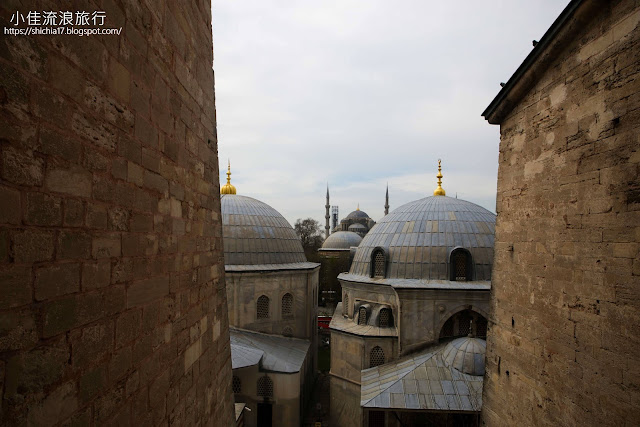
320,231,363,250
348,223,367,230
338,275,491,290
221,194,307,267
230,341,264,369
482,0,588,123
230,327,310,373
347,196,496,282
360,342,484,412
442,337,486,376
329,303,398,337
225,262,319,272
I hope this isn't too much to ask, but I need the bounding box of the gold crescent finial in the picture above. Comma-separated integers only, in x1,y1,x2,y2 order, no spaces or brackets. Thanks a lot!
357,203,360,211
433,159,446,196
220,159,237,194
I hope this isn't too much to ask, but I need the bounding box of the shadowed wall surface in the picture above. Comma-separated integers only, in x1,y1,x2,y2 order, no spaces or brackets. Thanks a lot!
482,0,640,424
0,1,234,425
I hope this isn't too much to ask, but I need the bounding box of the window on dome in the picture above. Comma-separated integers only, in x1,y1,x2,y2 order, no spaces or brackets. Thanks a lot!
450,248,473,281
257,295,270,319
282,293,293,318
257,376,273,398
371,249,386,278
232,376,241,394
358,306,368,325
378,308,393,328
370,346,385,368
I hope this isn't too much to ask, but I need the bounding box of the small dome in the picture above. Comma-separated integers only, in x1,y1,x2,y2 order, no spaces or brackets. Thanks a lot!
346,209,369,219
221,195,306,265
321,231,362,250
442,337,486,376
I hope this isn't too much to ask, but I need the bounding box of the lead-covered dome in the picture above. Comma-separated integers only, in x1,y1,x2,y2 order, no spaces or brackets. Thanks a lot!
348,196,495,281
346,209,370,219
221,194,306,265
320,231,362,250
442,336,486,376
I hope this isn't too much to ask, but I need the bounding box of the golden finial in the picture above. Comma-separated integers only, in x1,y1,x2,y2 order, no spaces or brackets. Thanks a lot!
433,159,446,196
357,203,360,211
220,160,237,195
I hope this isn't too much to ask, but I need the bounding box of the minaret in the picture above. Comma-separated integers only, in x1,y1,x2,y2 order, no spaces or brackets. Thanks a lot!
384,183,389,216
434,159,446,196
325,185,330,239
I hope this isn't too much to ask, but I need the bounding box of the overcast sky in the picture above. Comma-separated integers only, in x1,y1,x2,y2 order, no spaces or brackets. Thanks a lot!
211,1,570,228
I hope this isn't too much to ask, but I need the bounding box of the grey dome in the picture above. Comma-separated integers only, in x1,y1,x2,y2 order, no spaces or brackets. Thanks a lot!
348,223,366,231
442,337,486,376
346,209,369,219
221,194,306,265
348,196,495,281
321,231,362,250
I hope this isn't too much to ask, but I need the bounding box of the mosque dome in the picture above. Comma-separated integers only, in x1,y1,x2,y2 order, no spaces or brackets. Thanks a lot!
345,208,370,219
442,336,486,376
348,195,495,281
221,194,306,265
320,231,362,250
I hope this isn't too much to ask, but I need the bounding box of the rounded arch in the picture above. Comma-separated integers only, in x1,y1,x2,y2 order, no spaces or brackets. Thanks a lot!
256,295,270,319
281,293,293,318
369,346,385,368
449,246,474,281
257,375,273,398
370,246,388,278
232,375,241,394
438,307,488,340
343,293,350,317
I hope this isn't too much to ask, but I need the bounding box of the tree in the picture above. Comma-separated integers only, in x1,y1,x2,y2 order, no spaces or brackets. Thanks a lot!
294,218,324,253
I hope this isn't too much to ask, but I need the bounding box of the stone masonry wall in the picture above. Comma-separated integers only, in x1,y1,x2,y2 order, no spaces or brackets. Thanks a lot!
0,1,234,425
483,1,639,425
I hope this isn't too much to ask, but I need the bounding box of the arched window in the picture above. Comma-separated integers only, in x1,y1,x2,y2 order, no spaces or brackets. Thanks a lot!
439,309,488,340
344,294,349,317
370,248,386,278
257,295,270,319
257,376,273,398
358,306,368,325
450,248,473,281
232,376,241,394
370,346,385,367
282,293,293,318
282,326,293,337
378,308,393,328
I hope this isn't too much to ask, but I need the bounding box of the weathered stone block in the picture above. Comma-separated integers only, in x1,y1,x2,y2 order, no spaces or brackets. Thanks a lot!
58,231,92,260
35,263,80,301
81,259,111,290
1,146,44,186
0,186,21,225
12,229,55,263
45,166,92,198
92,235,122,258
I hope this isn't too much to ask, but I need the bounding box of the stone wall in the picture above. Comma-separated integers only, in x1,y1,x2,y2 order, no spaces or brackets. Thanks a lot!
0,1,234,425
483,1,640,425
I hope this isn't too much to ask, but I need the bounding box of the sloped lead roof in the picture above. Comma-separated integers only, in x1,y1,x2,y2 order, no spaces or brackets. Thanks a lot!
347,196,495,282
230,327,310,373
361,341,484,412
221,194,307,266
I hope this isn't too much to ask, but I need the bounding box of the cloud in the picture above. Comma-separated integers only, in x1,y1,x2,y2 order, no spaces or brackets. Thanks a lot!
212,0,570,227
